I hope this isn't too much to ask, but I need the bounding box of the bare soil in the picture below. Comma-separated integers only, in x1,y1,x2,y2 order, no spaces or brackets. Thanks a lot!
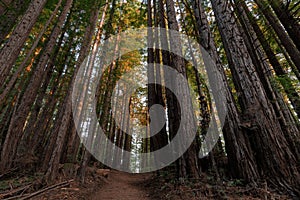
91,170,152,200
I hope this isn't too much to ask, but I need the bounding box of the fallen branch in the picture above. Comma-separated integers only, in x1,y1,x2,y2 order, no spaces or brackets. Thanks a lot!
20,179,74,200
4,179,74,200
0,184,32,199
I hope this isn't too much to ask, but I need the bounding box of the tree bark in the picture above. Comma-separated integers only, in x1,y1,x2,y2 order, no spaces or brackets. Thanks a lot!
192,0,258,181
45,1,99,181
0,0,48,86
267,0,300,51
237,1,300,117
0,0,73,172
254,0,300,74
165,0,200,179
0,0,31,43
234,0,300,159
211,0,300,192
0,0,63,106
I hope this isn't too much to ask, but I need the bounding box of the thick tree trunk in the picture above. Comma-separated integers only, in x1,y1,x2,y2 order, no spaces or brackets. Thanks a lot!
211,0,300,192
165,0,200,179
234,0,300,160
236,1,300,118
0,0,48,86
192,0,258,181
148,0,168,153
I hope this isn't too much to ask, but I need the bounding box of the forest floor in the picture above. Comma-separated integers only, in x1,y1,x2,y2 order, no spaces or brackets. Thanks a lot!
0,168,293,199
91,170,152,200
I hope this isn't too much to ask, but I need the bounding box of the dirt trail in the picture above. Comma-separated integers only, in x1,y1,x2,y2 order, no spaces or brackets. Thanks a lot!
91,170,153,200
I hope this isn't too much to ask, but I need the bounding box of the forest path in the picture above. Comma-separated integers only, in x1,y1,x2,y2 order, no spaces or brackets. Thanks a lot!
91,170,153,200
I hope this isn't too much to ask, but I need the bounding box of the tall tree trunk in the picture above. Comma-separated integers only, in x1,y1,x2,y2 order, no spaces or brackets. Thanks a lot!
20,32,67,158
254,0,300,74
0,0,63,106
211,0,300,192
0,0,74,172
45,1,100,181
148,2,171,176
267,0,300,51
165,0,200,178
0,0,48,86
234,0,300,159
147,0,158,153
0,0,31,43
192,0,258,181
179,1,220,178
236,1,300,118
147,0,168,154
77,1,108,182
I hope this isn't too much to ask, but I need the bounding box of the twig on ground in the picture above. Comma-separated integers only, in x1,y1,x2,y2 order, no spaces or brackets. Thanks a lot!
3,179,74,200
0,184,32,199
